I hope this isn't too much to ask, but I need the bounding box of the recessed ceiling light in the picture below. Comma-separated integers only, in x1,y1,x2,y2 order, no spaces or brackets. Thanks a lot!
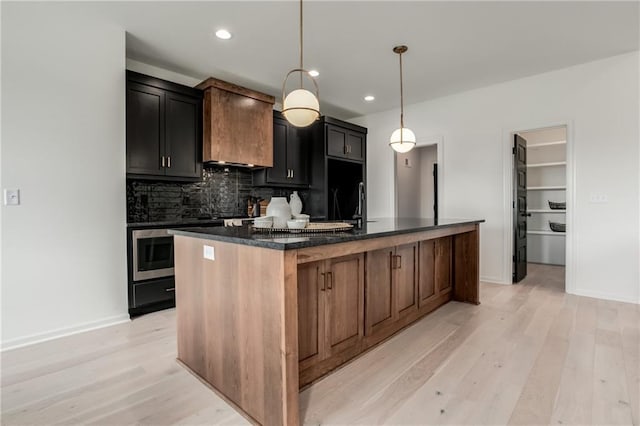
364,95,375,102
308,70,319,77
215,29,232,40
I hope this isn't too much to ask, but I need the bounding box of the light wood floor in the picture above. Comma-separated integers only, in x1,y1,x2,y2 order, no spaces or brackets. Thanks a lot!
2,264,638,425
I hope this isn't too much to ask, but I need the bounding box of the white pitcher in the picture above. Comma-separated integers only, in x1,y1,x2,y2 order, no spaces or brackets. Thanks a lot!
266,197,291,228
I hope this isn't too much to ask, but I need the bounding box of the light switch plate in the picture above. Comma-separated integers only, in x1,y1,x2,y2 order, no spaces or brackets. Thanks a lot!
203,245,215,260
4,189,20,206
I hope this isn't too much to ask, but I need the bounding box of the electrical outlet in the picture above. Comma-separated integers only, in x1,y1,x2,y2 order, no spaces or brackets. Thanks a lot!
589,194,608,203
3,189,20,206
203,245,215,260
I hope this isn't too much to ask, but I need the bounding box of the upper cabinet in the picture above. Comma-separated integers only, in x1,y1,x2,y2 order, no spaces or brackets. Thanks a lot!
126,71,203,180
197,77,275,167
253,111,309,187
326,121,366,162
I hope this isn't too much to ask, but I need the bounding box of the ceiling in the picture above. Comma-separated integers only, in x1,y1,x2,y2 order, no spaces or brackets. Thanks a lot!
90,1,638,119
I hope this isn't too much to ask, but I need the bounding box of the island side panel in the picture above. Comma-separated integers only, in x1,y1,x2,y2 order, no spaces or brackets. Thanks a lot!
174,236,299,426
453,224,480,304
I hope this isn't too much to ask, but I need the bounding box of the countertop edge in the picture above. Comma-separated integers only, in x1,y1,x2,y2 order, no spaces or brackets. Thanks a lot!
168,219,485,251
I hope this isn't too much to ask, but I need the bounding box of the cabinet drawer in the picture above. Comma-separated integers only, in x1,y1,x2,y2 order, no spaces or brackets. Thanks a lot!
133,278,176,307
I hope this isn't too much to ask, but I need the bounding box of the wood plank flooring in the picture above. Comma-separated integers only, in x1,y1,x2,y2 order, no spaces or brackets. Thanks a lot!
2,263,638,425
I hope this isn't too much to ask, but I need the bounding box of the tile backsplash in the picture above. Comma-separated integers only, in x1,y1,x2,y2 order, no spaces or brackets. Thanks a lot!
127,165,309,223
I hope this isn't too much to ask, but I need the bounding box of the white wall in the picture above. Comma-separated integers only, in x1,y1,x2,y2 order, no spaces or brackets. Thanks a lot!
354,52,639,304
1,3,128,348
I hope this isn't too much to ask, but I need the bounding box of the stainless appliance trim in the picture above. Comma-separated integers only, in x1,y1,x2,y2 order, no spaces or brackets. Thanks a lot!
132,228,175,282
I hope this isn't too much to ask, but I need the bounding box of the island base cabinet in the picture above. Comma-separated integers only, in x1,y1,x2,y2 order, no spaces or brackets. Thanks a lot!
364,243,419,336
297,254,364,373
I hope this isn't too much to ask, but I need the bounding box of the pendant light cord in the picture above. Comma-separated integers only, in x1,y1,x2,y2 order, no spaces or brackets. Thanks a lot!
399,50,404,139
299,0,304,87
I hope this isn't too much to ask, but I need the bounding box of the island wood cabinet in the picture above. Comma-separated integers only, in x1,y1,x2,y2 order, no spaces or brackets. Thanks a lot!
126,71,203,180
197,77,275,167
297,254,364,371
365,243,418,336
418,237,453,308
173,222,480,425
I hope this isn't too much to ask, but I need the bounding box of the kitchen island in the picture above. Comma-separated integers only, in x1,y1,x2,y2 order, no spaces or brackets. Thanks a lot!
170,218,483,425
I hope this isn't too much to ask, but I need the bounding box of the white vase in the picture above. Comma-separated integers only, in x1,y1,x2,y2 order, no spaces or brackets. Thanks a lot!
266,197,291,228
289,191,303,216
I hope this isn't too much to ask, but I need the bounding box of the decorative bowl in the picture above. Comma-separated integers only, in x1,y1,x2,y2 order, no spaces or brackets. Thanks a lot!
253,216,274,229
287,219,307,229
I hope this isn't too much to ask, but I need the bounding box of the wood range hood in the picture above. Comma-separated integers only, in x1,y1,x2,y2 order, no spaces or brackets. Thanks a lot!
196,77,275,168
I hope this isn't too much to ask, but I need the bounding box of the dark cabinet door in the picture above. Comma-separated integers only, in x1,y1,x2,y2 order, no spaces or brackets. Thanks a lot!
287,125,308,185
266,118,290,184
326,126,347,158
325,254,364,357
126,82,165,175
394,243,418,317
165,92,202,178
365,248,395,335
346,132,364,161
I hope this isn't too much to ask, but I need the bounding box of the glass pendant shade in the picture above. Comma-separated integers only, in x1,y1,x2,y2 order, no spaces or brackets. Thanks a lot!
389,127,416,153
282,88,320,127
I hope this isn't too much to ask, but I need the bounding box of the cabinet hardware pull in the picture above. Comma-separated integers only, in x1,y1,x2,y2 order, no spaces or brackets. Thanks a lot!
348,145,352,154
167,156,171,168
165,287,175,292
291,169,294,179
161,156,166,167
327,271,333,290
344,145,347,155
320,272,326,291
397,255,402,269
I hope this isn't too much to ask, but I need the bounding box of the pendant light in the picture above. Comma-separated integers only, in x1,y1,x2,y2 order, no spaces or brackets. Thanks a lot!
389,45,416,153
281,0,320,127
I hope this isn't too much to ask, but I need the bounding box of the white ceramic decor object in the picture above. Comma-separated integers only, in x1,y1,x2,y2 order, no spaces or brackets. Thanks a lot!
289,191,303,215
266,197,292,228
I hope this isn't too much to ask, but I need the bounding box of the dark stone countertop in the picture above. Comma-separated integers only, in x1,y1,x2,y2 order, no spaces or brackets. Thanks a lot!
168,218,484,250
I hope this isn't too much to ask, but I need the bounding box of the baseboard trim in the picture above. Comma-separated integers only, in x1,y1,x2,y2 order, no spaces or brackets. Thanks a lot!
480,276,510,285
1,313,130,352
569,288,639,305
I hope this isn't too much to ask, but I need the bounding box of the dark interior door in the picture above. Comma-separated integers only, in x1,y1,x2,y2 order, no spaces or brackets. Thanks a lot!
513,134,528,282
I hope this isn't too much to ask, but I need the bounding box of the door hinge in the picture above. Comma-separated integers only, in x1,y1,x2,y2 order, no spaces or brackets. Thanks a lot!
512,146,516,155
513,201,515,209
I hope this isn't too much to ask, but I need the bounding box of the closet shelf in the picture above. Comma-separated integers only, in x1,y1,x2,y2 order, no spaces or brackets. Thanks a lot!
527,161,566,168
527,230,566,236
527,209,566,213
526,186,566,191
527,140,566,148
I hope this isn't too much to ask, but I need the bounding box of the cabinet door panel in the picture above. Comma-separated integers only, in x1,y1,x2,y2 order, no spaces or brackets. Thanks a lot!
395,243,418,316
126,83,165,175
418,240,437,307
165,92,202,178
365,248,394,335
347,132,364,161
435,237,453,294
267,118,289,184
287,126,308,185
325,254,364,356
326,126,346,158
298,262,324,369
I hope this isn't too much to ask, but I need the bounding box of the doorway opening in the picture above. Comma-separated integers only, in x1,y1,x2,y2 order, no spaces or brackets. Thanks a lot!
512,126,567,292
395,144,438,218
